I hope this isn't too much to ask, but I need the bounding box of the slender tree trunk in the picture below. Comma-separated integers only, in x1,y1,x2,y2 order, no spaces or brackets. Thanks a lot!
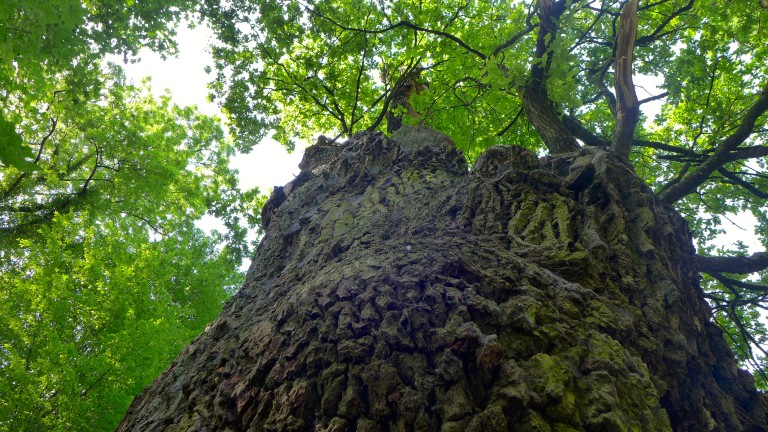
118,127,767,432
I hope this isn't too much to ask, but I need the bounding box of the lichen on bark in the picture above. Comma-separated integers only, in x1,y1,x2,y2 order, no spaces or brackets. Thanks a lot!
118,127,767,432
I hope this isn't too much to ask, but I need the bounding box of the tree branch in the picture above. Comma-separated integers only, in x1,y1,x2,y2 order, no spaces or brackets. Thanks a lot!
562,115,609,147
716,168,768,199
496,106,524,137
302,2,487,60
635,0,695,46
709,272,768,293
519,0,581,154
2,117,58,201
639,91,669,105
659,81,768,204
611,0,639,161
633,139,698,156
491,23,535,57
696,252,768,274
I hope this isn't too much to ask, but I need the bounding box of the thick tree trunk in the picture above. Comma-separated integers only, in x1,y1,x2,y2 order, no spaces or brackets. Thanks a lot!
118,127,767,431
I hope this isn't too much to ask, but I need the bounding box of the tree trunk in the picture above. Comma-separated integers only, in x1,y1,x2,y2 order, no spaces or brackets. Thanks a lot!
117,127,767,432
519,85,581,155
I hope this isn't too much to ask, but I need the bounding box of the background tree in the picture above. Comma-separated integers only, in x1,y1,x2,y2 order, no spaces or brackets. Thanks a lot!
202,0,768,385
1,2,264,431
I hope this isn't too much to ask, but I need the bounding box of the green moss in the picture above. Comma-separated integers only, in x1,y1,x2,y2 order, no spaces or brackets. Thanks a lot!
584,301,619,329
526,353,572,404
523,410,553,432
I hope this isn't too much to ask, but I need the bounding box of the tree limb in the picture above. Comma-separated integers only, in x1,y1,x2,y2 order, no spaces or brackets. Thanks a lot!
696,252,768,274
716,168,768,199
301,2,487,60
520,0,581,154
659,81,768,204
611,0,639,161
562,115,609,147
2,117,58,201
496,106,524,137
709,272,768,293
639,91,669,105
635,0,695,46
491,23,535,57
633,139,698,156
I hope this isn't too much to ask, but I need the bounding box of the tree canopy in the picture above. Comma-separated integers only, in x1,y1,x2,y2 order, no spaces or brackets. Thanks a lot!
3,1,768,429
201,0,768,386
1,2,263,430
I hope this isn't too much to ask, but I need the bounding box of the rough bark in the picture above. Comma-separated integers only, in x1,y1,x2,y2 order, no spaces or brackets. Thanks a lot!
118,127,767,432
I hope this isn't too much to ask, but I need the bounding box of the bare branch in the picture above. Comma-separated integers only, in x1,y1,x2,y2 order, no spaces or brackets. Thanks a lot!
639,91,669,105
697,252,768,274
635,0,695,46
301,2,487,60
721,145,768,163
716,168,768,199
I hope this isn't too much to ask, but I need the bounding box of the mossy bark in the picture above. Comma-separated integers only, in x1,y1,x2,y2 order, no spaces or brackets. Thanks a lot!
118,127,767,432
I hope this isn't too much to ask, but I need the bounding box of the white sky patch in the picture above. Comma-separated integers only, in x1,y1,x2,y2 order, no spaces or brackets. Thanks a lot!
107,22,308,238
109,23,307,196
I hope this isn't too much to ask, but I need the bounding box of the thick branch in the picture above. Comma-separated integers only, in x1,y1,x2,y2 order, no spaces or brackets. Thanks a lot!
721,145,768,163
562,115,609,147
520,86,581,154
520,0,581,154
611,0,639,161
659,81,768,204
530,0,566,89
696,252,768,274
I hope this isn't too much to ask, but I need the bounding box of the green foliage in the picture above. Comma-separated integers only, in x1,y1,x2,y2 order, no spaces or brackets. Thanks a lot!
0,68,260,430
0,0,198,170
1,2,263,430
0,212,239,431
0,113,36,171
203,0,768,385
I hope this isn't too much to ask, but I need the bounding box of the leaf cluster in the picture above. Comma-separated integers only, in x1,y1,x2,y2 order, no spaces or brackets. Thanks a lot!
0,2,264,430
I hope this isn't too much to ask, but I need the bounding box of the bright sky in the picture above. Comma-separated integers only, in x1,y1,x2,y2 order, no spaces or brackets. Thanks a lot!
116,23,307,195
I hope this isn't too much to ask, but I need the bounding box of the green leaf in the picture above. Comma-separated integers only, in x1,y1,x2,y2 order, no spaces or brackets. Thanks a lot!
0,113,37,171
